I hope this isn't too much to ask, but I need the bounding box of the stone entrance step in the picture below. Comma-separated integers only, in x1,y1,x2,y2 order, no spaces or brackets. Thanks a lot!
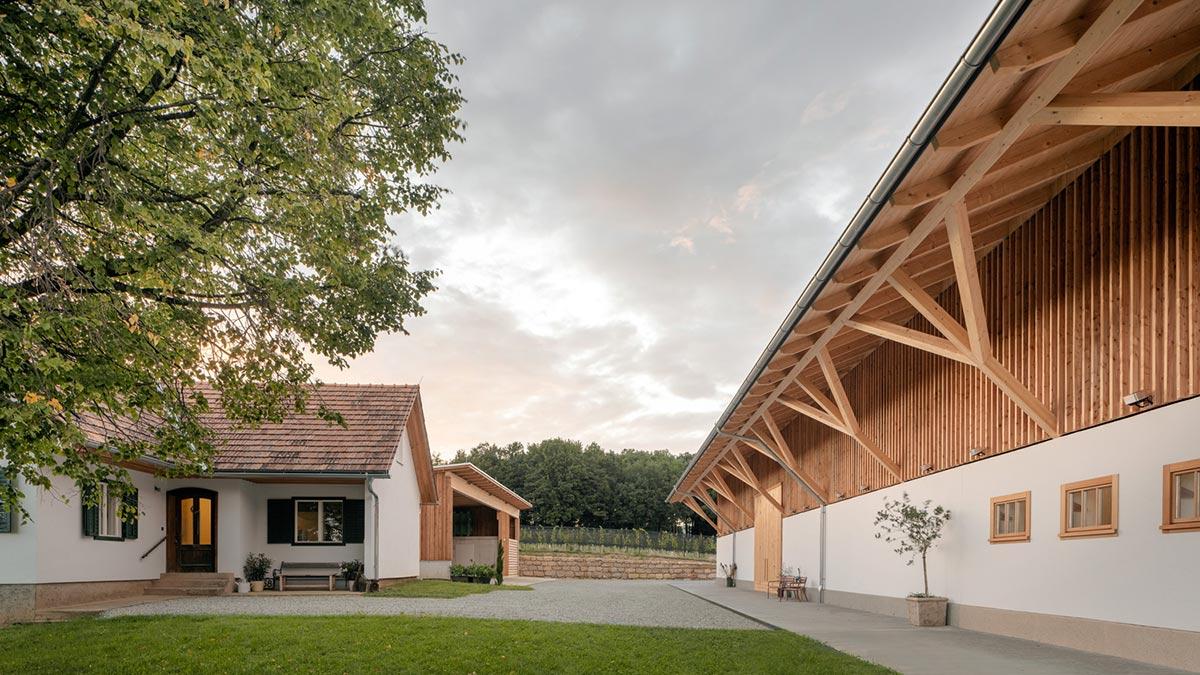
145,572,233,596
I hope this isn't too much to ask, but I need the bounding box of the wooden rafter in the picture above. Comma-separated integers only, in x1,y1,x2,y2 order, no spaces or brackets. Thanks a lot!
702,473,752,520
682,0,1140,499
714,459,785,514
1032,91,1200,126
847,204,1061,437
682,495,718,531
815,348,904,480
777,394,850,434
755,414,830,504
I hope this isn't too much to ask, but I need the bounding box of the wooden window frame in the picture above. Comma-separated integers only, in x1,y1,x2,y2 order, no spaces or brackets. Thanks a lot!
1162,459,1200,533
1059,475,1118,539
989,491,1031,543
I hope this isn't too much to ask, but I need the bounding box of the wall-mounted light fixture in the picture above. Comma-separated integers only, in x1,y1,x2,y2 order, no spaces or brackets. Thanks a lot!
968,448,986,459
919,464,934,474
858,484,870,493
834,492,845,499
1122,390,1153,409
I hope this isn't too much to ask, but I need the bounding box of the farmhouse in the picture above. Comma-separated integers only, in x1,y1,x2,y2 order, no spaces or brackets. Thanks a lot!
670,0,1200,670
0,384,528,623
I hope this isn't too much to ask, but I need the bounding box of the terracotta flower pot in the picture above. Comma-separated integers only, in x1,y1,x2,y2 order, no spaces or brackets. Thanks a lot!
906,596,948,627
250,580,265,593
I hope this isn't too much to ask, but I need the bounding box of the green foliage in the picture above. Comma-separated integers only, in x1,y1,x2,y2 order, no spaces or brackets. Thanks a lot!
242,552,272,582
339,559,363,580
874,493,951,597
521,525,715,558
371,579,530,599
0,615,895,674
450,438,713,535
0,1,464,518
448,562,494,579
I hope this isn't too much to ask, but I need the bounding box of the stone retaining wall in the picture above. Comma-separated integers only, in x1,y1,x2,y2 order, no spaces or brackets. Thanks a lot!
520,553,714,580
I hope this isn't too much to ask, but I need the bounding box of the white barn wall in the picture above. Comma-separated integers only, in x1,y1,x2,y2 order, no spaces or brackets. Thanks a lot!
731,527,755,584
722,397,1200,634
238,482,366,573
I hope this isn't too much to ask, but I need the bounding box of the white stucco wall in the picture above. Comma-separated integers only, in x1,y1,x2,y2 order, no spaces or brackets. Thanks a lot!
0,476,41,584
730,527,756,583
719,396,1200,632
371,430,421,580
30,470,166,584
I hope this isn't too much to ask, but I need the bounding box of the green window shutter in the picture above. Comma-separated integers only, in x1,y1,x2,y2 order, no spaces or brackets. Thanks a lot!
81,485,98,538
267,499,292,544
344,499,365,544
0,477,12,534
122,489,139,540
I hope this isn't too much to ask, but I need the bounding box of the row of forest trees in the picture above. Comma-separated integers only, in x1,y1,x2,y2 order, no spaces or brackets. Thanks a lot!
443,439,714,535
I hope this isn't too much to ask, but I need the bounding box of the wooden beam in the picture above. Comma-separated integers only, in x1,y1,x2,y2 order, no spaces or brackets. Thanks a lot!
716,461,784,514
945,202,992,361
934,109,1006,150
682,496,718,532
1061,23,1200,95
795,376,844,421
777,395,849,435
702,472,752,520
753,418,830,505
681,0,1139,500
816,348,903,480
891,172,957,208
1032,91,1200,126
845,317,974,365
692,489,725,525
887,269,971,351
989,0,1185,74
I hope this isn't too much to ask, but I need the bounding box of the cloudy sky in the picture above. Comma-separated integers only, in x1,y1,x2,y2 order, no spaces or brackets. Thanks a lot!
313,0,996,459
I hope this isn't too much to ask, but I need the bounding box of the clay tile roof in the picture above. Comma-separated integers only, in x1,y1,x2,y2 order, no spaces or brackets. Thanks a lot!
199,384,419,474
76,383,423,475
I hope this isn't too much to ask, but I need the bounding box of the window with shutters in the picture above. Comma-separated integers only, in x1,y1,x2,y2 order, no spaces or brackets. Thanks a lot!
1060,475,1117,539
294,499,344,544
989,491,1030,543
1162,459,1200,533
82,483,138,541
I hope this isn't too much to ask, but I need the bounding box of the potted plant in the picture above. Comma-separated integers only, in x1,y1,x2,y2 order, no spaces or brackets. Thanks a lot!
243,552,272,592
720,562,737,587
450,563,468,583
341,560,364,591
874,492,952,627
234,576,250,594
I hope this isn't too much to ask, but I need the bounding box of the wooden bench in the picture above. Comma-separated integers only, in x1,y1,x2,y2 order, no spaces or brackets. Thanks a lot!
278,561,340,591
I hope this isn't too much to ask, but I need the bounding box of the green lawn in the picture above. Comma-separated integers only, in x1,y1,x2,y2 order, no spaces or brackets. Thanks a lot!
0,615,894,674
372,579,532,598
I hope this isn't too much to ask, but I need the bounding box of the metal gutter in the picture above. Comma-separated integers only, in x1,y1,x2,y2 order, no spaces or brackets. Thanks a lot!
670,0,1031,499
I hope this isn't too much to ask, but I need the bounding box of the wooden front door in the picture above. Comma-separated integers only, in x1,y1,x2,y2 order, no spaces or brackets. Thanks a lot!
753,484,782,592
166,488,217,573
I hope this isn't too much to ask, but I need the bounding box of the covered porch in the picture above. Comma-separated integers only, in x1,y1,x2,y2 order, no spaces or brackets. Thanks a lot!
419,464,531,579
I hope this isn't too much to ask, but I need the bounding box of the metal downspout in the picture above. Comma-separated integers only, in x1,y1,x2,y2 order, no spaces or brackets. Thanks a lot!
819,505,827,603
367,477,380,581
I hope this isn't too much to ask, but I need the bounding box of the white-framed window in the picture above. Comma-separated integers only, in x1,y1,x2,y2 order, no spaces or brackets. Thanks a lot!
294,499,344,544
96,484,123,538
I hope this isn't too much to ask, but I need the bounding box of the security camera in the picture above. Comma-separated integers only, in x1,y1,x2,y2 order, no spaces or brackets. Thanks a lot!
968,448,986,459
1122,390,1153,408
919,464,934,474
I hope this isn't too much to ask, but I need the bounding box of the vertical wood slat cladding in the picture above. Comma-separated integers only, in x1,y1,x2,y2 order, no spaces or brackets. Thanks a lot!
715,125,1200,525
419,472,453,560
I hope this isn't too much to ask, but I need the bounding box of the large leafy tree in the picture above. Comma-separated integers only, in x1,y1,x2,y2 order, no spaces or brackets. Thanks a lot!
0,0,463,517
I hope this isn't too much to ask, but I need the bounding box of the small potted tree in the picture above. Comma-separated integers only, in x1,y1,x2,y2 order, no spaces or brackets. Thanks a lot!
495,541,505,586
720,562,737,588
874,492,951,627
243,553,272,592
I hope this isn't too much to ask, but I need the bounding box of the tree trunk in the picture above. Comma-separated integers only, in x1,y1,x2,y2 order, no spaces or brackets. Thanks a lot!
921,551,929,597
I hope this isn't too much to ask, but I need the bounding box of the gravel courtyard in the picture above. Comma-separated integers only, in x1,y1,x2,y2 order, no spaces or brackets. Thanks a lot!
101,580,765,630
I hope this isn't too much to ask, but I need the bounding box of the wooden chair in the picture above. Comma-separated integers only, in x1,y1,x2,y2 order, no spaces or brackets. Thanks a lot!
784,575,808,602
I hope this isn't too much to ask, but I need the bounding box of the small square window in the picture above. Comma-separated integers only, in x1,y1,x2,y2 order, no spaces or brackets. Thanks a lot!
989,491,1030,543
294,499,344,544
1060,475,1118,539
1162,459,1200,533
